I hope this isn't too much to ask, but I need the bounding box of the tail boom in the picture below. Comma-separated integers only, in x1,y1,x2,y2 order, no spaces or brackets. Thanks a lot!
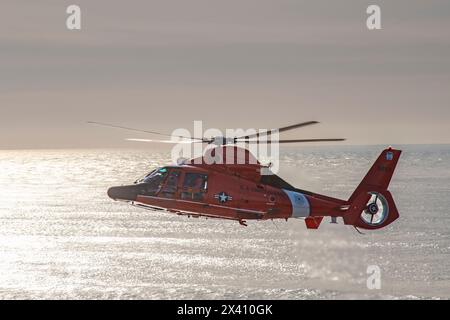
296,147,402,230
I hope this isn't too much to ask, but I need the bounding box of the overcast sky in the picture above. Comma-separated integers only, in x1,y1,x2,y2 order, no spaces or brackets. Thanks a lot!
1,0,449,149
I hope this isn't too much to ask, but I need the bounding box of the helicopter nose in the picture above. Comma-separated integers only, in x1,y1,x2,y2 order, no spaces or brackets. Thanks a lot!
107,185,139,201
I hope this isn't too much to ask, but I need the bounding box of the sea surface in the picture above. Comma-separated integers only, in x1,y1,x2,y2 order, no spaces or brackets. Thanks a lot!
0,145,449,299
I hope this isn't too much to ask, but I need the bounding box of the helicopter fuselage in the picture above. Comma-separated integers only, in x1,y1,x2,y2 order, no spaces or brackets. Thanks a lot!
107,146,401,229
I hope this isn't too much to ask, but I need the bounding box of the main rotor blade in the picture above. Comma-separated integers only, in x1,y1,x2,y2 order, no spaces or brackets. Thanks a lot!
235,121,319,140
235,138,346,144
278,121,320,133
126,138,201,144
87,121,207,142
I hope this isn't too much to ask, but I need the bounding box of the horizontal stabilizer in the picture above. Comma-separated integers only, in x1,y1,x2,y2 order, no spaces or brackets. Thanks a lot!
305,217,323,229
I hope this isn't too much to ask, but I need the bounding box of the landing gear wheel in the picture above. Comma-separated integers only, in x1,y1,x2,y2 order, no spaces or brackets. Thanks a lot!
239,219,247,226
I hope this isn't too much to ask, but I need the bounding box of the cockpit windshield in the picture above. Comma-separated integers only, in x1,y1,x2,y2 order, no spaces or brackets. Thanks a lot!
134,167,169,196
143,167,168,183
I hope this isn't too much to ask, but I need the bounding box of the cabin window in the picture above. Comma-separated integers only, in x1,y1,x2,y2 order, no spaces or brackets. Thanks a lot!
181,173,208,201
160,170,181,198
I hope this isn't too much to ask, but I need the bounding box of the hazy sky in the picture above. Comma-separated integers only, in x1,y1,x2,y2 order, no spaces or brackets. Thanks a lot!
1,0,450,149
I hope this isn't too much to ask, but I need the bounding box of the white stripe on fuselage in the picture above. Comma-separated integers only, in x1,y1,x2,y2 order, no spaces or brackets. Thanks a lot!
283,190,310,218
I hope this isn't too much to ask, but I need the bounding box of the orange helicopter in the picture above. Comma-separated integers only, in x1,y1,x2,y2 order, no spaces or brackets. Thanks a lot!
89,121,401,231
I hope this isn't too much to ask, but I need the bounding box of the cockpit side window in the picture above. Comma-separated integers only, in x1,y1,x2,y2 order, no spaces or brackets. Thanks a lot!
160,170,181,198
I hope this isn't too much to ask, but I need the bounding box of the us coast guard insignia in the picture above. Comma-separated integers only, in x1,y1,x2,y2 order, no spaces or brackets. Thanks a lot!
214,192,233,203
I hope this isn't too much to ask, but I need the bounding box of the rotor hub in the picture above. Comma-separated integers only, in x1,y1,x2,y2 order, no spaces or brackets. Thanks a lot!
367,202,379,215
361,192,390,226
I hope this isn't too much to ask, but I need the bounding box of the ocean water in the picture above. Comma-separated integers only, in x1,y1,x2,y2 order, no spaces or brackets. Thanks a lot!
0,145,449,299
